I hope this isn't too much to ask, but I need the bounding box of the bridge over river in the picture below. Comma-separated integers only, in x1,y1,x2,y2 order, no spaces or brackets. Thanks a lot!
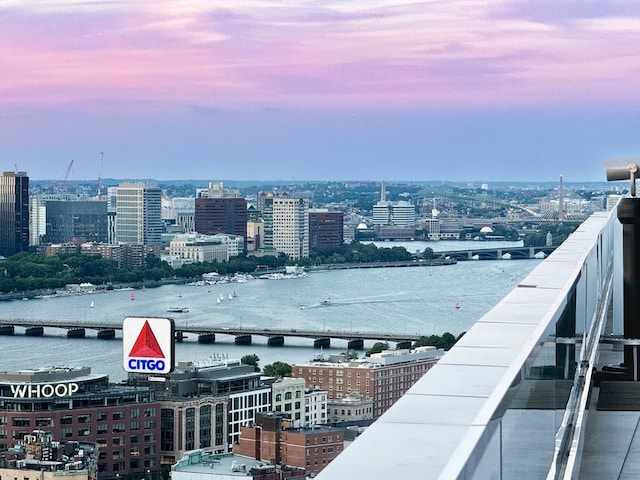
442,245,556,261
0,318,421,350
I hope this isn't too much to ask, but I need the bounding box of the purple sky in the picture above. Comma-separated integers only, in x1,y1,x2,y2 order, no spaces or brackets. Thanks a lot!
1,0,639,182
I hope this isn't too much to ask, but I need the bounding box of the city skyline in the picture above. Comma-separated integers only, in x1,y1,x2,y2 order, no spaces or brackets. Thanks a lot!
1,1,639,182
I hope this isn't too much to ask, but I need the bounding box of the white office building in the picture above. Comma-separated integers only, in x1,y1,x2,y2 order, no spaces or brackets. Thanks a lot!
169,233,243,263
305,388,328,427
263,196,309,259
162,196,195,233
115,182,162,245
227,386,272,448
271,377,306,428
371,182,416,227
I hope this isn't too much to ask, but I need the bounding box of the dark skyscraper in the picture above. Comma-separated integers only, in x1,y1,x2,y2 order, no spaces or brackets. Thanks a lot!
309,211,344,252
44,199,109,244
195,197,248,244
0,171,29,257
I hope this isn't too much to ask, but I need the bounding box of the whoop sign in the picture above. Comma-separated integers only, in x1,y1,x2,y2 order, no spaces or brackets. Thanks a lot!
123,317,175,374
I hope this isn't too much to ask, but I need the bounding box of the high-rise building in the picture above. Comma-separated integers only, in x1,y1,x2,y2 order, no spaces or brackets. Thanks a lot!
194,197,247,244
44,200,108,244
115,183,162,245
0,171,29,257
30,193,79,246
371,181,416,227
263,196,309,260
309,210,344,252
162,196,195,233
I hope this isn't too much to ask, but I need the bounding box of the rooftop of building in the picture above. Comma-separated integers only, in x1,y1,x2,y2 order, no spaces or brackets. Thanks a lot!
298,347,443,369
172,451,296,478
0,366,105,384
0,430,98,474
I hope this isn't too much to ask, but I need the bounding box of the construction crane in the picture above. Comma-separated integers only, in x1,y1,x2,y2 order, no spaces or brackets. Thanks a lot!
60,160,74,192
97,152,103,200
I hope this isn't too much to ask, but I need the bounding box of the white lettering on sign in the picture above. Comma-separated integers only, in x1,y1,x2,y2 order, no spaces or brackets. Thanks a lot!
10,382,79,398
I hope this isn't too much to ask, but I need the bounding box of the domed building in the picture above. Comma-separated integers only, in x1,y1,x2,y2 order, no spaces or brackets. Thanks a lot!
354,222,375,240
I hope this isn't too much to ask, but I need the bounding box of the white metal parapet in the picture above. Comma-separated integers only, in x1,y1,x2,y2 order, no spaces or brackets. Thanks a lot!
317,208,620,480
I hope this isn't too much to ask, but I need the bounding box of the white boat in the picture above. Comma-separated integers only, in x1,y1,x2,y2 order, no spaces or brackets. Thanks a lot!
228,293,233,300
321,298,331,306
90,301,94,308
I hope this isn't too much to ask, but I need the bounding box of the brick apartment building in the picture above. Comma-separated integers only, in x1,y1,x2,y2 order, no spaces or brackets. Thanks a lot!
0,367,161,480
293,347,443,418
234,412,343,477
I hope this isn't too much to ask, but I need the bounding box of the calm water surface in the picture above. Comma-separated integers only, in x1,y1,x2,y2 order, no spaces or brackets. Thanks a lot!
0,256,539,382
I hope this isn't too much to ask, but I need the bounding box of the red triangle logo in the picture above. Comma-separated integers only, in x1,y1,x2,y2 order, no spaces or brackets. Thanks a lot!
129,320,165,358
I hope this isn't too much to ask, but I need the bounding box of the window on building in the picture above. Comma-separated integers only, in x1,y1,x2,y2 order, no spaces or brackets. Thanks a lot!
35,418,53,427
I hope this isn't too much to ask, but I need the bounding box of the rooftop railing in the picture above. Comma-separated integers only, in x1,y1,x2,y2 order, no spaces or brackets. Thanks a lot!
318,207,620,480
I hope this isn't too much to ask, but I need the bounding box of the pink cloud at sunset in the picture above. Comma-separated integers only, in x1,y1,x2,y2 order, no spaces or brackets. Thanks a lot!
1,0,638,111
0,0,638,181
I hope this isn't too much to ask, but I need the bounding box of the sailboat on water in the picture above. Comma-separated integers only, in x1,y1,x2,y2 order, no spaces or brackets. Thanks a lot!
455,301,460,309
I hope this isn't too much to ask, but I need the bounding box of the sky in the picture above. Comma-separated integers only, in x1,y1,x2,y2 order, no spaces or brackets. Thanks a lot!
0,0,639,183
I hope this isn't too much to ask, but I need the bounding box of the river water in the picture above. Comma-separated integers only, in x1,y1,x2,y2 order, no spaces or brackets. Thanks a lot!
0,242,538,383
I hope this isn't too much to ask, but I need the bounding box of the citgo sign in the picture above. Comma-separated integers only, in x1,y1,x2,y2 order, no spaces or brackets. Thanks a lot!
122,317,175,374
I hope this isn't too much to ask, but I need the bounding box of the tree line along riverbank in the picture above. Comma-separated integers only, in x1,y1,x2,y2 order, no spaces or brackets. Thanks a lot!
1,242,443,297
